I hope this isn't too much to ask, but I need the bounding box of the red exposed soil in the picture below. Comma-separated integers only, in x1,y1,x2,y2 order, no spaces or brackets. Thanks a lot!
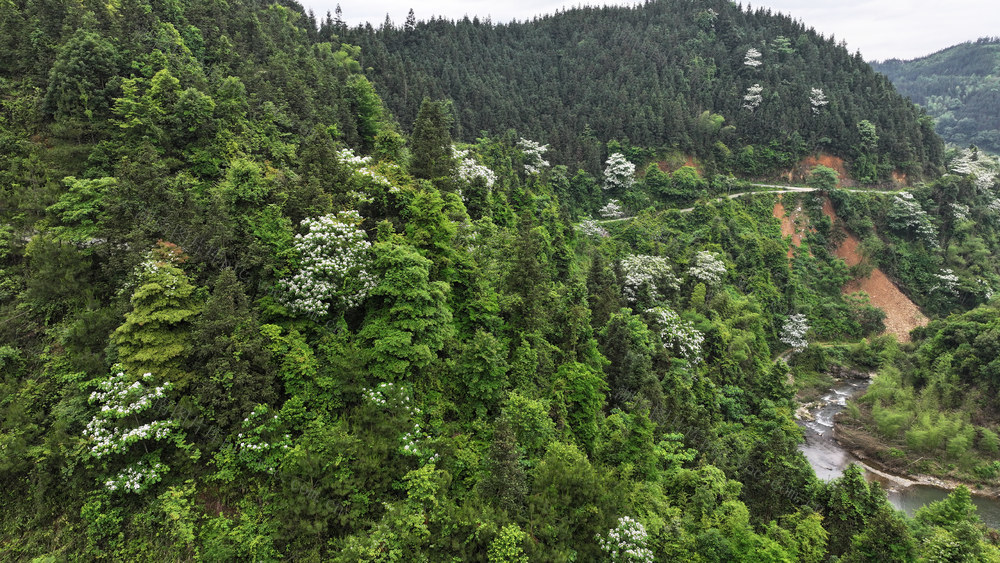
820,198,928,342
774,196,928,342
784,153,851,186
773,199,804,259
782,152,908,188
656,155,701,175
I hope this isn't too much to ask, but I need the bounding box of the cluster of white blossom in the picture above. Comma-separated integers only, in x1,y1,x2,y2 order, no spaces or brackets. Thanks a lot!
988,198,1000,215
744,48,762,68
932,269,960,296
743,83,763,112
621,255,680,303
603,152,635,191
337,147,372,168
810,88,829,115
518,138,550,174
453,146,497,188
977,279,994,301
362,382,438,464
600,199,626,219
646,306,704,365
279,211,376,319
889,192,938,246
337,147,396,197
354,166,393,188
83,369,176,459
104,460,169,493
952,203,971,222
780,313,809,352
576,218,609,238
597,516,654,563
949,147,998,193
687,251,726,285
235,405,290,474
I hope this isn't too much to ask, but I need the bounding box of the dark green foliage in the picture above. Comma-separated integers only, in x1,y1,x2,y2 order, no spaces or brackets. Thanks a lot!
348,1,944,179
479,418,527,513
6,0,1000,559
409,98,455,182
874,38,1000,154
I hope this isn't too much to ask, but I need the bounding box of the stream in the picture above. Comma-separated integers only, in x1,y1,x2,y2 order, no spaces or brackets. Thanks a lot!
797,378,1000,529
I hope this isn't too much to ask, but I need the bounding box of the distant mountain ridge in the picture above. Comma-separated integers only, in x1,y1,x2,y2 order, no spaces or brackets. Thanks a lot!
873,38,1000,154
346,0,943,180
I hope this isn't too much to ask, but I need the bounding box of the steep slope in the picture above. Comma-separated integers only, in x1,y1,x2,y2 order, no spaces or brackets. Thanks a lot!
820,199,928,341
873,38,1000,154
347,0,944,179
774,195,928,342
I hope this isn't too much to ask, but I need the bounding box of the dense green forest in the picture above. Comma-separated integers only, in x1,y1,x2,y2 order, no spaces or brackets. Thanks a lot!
873,38,1000,155
839,302,1000,486
2,0,1000,559
344,1,943,181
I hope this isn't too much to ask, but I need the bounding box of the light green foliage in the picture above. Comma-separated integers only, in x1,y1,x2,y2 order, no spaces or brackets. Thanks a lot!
806,165,838,190
978,427,1000,455
488,524,529,563
47,176,115,243
360,240,453,381
111,246,201,384
501,392,556,460
457,329,509,415
529,442,607,560
555,362,607,454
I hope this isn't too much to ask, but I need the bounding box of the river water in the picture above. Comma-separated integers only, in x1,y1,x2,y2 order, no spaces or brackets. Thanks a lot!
797,378,1000,529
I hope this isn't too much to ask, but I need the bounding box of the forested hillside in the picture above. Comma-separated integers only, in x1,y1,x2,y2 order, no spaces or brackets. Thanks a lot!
873,38,1000,155
345,1,943,181
3,0,1000,560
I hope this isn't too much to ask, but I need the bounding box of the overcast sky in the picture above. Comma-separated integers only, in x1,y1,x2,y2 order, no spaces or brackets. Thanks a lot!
308,0,1000,61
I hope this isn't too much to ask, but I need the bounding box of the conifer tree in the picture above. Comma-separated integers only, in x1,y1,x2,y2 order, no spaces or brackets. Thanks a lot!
359,239,453,381
110,242,201,387
409,98,455,182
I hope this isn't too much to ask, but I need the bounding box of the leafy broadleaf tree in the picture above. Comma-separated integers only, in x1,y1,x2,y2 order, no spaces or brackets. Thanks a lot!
359,239,453,382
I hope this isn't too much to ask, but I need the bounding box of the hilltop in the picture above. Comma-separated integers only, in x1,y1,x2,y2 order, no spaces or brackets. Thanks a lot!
346,0,943,181
873,38,1000,154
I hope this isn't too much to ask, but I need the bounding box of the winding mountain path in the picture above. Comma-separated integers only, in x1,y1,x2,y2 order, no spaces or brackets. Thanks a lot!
590,185,927,341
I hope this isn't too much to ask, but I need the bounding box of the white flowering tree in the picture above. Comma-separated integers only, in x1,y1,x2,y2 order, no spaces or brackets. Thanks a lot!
83,366,180,493
744,48,762,68
810,87,829,115
949,147,998,193
780,313,809,352
932,269,960,296
743,83,763,112
597,516,654,563
577,218,609,238
279,210,376,319
603,152,636,192
646,306,705,365
887,192,938,246
687,251,726,285
517,138,550,174
620,254,680,304
336,147,398,203
233,404,292,475
453,146,497,188
600,199,626,219
362,381,438,465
